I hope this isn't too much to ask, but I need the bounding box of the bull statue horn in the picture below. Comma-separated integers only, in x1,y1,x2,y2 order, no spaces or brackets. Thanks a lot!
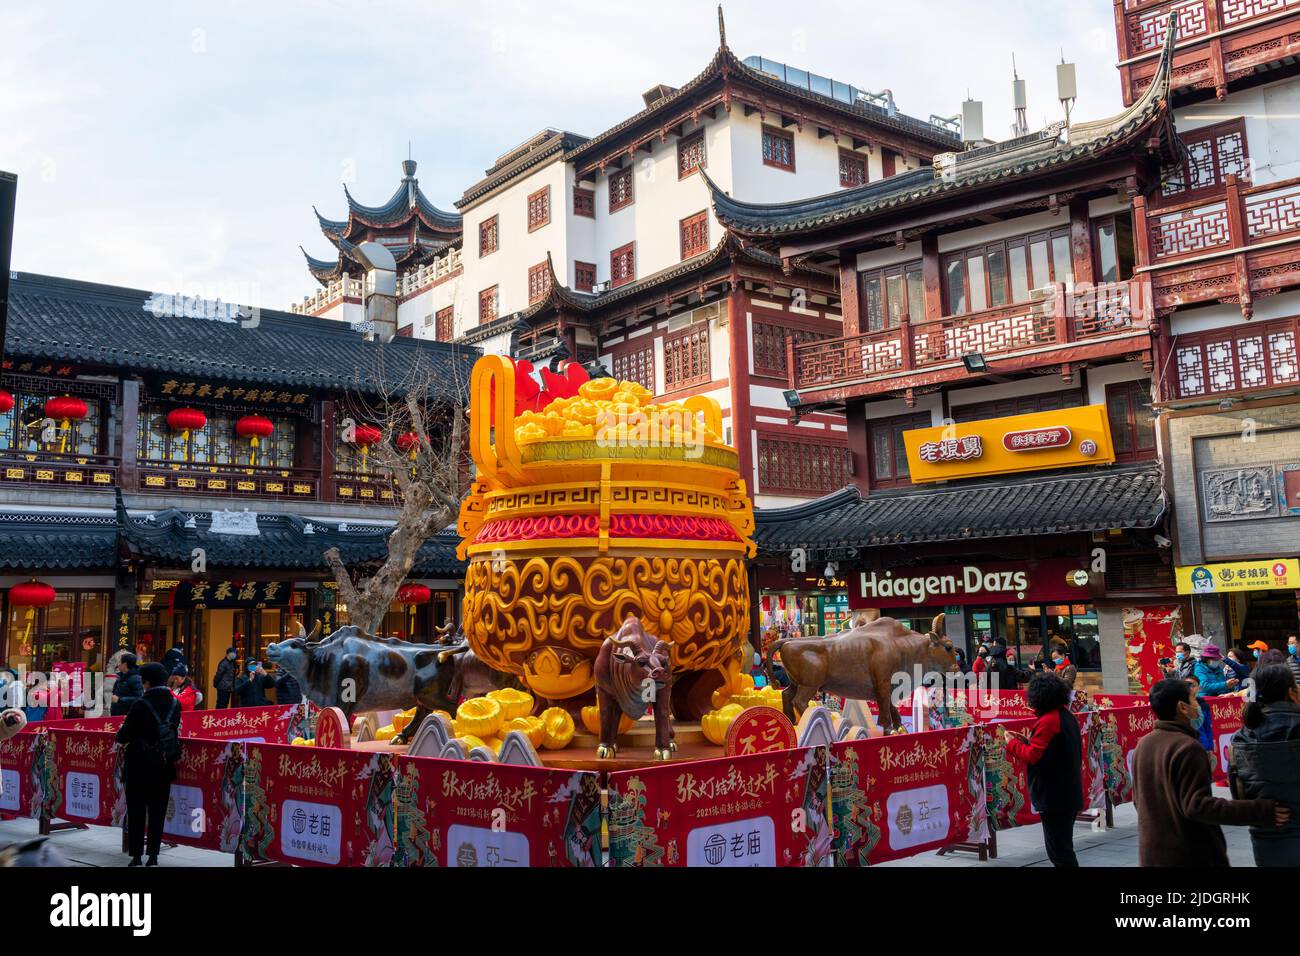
929,612,946,640
296,619,323,643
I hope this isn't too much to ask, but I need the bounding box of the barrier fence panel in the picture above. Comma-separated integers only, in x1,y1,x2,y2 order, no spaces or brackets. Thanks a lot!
168,738,246,852
608,746,830,866
1209,695,1245,786
392,755,603,867
830,726,985,866
979,718,1040,831
1093,706,1155,808
0,728,45,819
239,742,395,867
44,730,122,829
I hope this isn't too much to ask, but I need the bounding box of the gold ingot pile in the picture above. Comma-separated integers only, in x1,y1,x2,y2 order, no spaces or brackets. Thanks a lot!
513,378,722,445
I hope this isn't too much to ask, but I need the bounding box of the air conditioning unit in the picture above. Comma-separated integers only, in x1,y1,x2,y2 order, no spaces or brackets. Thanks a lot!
591,281,609,294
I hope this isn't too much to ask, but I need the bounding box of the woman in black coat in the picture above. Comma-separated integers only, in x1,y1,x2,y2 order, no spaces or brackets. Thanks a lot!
114,663,181,867
1230,663,1300,867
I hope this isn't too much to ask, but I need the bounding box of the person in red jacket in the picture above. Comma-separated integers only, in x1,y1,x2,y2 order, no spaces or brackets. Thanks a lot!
1004,673,1083,867
168,665,199,712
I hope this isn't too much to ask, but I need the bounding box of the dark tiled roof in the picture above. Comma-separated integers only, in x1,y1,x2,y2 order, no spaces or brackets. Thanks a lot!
120,509,464,577
0,513,120,570
457,130,590,209
710,14,1180,239
753,464,1165,552
7,272,478,398
301,237,450,285
340,168,461,233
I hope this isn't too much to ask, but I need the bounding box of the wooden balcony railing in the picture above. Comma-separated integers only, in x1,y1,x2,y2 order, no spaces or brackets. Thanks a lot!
0,451,118,491
789,281,1145,392
1146,176,1300,263
137,460,319,499
1172,315,1300,398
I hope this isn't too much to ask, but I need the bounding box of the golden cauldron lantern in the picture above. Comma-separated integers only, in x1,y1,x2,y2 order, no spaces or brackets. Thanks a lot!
457,355,755,703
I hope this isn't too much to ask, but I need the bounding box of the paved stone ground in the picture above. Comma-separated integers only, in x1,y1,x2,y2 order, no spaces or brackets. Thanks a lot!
0,787,1257,867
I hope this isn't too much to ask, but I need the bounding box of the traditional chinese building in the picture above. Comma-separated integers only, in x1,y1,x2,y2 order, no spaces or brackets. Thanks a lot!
710,19,1194,693
0,271,474,703
292,8,961,509
1116,0,1300,647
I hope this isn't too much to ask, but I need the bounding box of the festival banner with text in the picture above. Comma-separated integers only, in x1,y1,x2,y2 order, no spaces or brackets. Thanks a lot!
240,743,394,867
1093,706,1155,807
608,747,830,867
830,726,985,866
979,718,1040,830
167,738,246,853
392,755,603,867
0,728,45,819
1209,695,1246,786
45,730,123,829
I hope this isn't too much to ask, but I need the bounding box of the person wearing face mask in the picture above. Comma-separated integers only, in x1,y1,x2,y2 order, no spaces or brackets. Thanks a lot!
1229,663,1300,866
1165,642,1196,681
213,646,238,709
1285,635,1300,686
110,653,143,717
1050,648,1077,689
1132,678,1288,866
1193,644,1238,697
1225,646,1255,684
1183,674,1214,760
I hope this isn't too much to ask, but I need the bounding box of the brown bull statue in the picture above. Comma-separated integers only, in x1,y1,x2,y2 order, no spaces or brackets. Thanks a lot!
766,614,957,732
593,615,675,760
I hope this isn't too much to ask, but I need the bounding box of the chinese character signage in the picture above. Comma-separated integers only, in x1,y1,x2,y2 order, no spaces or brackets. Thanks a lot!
172,580,291,610
151,376,312,412
607,747,830,867
902,405,1115,483
1175,558,1300,594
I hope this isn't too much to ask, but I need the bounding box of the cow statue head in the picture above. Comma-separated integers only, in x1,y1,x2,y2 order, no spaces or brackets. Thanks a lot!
593,614,676,760
923,613,960,676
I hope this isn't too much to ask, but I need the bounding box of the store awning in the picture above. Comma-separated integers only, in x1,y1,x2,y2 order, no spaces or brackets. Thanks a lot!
753,463,1165,553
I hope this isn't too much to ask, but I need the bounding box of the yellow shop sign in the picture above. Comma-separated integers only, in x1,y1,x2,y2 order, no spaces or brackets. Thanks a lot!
902,404,1116,483
1176,558,1300,595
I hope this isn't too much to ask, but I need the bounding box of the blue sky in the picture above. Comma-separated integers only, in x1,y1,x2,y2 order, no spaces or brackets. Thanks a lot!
2,0,1123,309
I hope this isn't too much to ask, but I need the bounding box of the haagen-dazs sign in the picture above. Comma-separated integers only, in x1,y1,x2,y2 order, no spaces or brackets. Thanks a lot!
851,559,1091,610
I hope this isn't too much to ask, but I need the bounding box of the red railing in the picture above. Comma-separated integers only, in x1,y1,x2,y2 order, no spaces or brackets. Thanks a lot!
1172,316,1300,398
1146,176,1300,263
789,281,1145,391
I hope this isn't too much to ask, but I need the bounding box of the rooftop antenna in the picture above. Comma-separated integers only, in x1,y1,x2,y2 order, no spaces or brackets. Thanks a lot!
961,90,984,149
1057,50,1077,128
1011,54,1028,137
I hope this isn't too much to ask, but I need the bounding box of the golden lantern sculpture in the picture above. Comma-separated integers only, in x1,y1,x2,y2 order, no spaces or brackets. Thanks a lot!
457,355,755,703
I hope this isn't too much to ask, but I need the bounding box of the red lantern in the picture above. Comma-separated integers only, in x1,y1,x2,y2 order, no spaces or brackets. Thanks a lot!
166,407,207,433
351,424,383,446
236,414,275,466
9,580,56,608
397,583,431,605
0,390,13,415
396,431,419,454
44,395,88,423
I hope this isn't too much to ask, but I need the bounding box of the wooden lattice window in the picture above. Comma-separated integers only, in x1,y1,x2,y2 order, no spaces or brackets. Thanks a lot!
839,149,868,188
0,384,107,457
527,261,550,304
138,406,295,468
573,188,595,218
868,411,931,488
527,187,550,231
479,215,499,257
752,322,833,378
610,243,636,288
680,210,710,259
1161,119,1250,200
435,306,454,342
861,261,924,332
678,131,706,179
609,167,634,212
762,126,795,171
663,323,710,389
757,434,850,496
575,261,597,293
479,286,499,325
1106,380,1156,462
611,345,655,393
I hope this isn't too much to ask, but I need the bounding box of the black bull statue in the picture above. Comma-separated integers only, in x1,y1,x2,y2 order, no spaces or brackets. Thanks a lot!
266,623,518,744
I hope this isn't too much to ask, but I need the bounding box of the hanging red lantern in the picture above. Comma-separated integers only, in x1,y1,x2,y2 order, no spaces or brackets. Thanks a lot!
396,431,419,457
351,424,383,446
44,395,88,454
9,579,56,608
167,407,207,463
9,579,56,646
0,390,13,416
236,414,275,466
397,582,431,605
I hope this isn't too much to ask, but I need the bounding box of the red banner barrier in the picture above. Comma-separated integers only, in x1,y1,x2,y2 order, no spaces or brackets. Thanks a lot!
44,730,124,828
239,743,395,867
1208,695,1245,786
608,747,830,867
978,719,1040,830
1092,706,1155,807
167,739,247,852
830,727,985,866
0,729,47,819
392,755,603,867
179,703,315,743
21,715,122,733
